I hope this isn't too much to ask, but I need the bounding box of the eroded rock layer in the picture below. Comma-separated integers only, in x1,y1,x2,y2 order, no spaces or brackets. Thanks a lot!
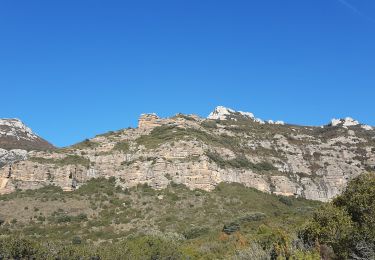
0,108,374,202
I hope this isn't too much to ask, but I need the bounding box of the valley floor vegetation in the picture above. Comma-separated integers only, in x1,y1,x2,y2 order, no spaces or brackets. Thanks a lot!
0,173,374,259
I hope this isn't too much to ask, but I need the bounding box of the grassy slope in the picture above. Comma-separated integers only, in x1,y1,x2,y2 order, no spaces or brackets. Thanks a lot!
0,178,321,259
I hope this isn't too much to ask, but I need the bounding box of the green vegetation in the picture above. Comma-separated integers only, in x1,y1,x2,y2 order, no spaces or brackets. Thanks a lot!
135,125,242,151
135,124,287,160
206,151,277,172
72,139,100,149
0,178,321,259
113,141,130,152
29,154,90,168
201,120,218,129
0,235,183,260
1,173,373,259
172,113,196,121
59,155,90,167
300,172,375,259
96,130,123,138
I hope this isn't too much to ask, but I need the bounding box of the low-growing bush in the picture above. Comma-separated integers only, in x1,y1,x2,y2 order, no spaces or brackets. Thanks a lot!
206,151,276,171
30,155,90,168
278,196,293,206
183,227,209,239
238,212,267,222
113,141,130,152
223,222,240,235
72,139,99,149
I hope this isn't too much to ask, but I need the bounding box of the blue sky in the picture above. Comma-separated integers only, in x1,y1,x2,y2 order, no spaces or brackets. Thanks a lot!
1,0,374,147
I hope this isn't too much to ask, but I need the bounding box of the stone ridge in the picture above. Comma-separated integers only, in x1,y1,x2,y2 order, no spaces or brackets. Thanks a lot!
0,110,374,202
208,106,284,125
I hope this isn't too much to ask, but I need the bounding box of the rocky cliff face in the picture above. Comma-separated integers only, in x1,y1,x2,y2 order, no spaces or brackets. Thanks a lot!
0,118,55,193
0,108,374,201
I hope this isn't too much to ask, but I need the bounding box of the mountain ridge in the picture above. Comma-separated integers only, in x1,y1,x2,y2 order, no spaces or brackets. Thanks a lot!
0,107,374,201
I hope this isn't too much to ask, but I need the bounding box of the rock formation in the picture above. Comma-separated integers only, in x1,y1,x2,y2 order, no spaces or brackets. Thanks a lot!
138,114,163,130
0,118,54,151
0,107,374,202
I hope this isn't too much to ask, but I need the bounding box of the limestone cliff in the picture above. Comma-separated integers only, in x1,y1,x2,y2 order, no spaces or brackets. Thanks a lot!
0,108,374,202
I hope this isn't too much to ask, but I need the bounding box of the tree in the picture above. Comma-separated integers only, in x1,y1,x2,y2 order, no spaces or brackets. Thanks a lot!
333,173,375,259
300,173,375,259
333,172,375,240
300,204,353,259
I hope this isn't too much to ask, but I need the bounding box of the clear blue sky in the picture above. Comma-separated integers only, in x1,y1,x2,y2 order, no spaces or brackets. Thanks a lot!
1,0,374,147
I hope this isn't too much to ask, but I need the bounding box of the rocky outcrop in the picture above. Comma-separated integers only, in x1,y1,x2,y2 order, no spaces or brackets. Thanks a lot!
138,114,163,130
0,149,28,168
328,117,373,131
0,107,374,202
208,106,284,125
0,118,54,151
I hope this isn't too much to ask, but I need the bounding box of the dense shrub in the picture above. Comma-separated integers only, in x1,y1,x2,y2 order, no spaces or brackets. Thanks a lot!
0,235,182,259
278,196,293,206
256,225,292,259
0,236,46,259
72,139,99,149
113,141,130,152
55,214,72,223
30,155,90,168
72,236,82,245
300,172,375,259
75,213,88,222
234,243,271,260
75,177,117,195
333,173,375,238
60,155,90,167
206,151,276,171
0,178,322,259
201,120,218,129
300,204,353,258
136,125,241,151
183,227,209,239
223,222,241,235
239,212,267,222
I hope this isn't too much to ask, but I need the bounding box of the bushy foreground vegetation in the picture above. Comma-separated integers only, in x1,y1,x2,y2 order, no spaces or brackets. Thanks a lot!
300,172,375,259
0,173,374,259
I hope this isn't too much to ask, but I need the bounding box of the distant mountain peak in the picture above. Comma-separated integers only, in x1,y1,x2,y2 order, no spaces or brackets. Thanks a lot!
0,118,38,141
0,118,54,151
207,106,284,125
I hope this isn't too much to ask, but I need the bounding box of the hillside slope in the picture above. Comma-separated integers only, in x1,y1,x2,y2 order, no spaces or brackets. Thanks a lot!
0,179,321,259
